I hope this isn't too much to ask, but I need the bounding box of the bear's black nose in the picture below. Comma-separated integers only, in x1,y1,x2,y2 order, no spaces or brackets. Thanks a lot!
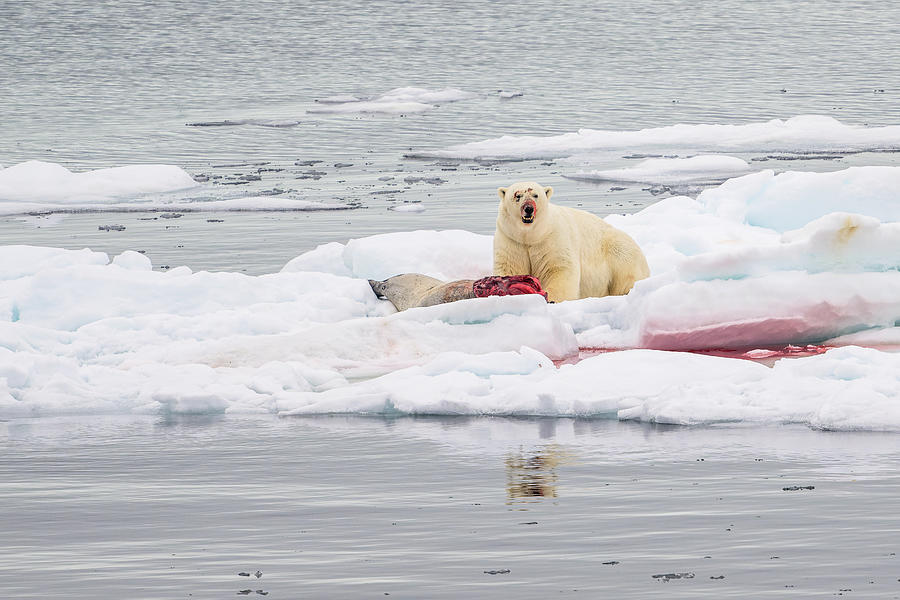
523,205,534,215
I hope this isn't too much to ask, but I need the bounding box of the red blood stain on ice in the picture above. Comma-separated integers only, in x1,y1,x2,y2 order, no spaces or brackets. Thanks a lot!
554,344,833,367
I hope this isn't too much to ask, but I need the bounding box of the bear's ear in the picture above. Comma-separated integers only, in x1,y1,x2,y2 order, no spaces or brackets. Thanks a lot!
497,187,507,199
543,186,553,200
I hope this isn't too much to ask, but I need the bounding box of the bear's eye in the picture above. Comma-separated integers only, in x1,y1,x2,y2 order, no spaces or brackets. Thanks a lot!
533,193,538,198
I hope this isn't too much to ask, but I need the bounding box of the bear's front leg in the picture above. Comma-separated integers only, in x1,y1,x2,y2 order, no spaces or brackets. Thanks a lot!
539,267,580,303
493,234,530,277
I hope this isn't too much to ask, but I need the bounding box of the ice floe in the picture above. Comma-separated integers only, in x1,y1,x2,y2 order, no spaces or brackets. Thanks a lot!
0,161,198,207
279,346,900,431
0,161,352,215
1,165,899,430
413,115,900,160
309,86,478,114
566,155,752,185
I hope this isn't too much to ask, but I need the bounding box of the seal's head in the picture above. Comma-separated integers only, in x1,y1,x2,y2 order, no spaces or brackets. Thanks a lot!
496,181,553,240
368,278,390,300
368,273,446,311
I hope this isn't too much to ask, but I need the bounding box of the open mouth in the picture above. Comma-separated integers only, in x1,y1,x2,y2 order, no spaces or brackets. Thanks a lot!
521,201,536,224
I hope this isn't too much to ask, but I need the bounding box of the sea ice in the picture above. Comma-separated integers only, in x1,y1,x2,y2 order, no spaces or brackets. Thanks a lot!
566,155,752,185
387,203,426,212
0,161,198,208
413,115,900,160
699,166,900,230
309,86,477,114
1,159,899,430
0,161,353,215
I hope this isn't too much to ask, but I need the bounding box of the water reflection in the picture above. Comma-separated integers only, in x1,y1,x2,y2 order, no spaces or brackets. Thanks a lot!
505,445,567,502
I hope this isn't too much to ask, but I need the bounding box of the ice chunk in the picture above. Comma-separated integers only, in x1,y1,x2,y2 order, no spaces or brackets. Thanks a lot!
0,161,198,205
310,87,477,114
700,166,900,230
567,155,752,185
308,100,435,114
112,251,152,271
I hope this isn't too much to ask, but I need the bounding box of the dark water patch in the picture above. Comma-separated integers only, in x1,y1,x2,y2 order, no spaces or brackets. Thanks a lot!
761,153,846,161
187,120,251,127
403,176,447,185
187,119,300,128
652,572,695,581
212,162,271,169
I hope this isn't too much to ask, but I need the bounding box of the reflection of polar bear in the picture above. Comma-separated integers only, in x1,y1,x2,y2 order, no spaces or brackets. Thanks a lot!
493,181,650,302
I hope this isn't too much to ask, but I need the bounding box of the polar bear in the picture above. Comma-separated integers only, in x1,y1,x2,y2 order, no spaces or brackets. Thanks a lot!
493,181,650,302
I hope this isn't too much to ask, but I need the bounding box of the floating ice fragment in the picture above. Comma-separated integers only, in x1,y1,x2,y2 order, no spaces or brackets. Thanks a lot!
0,161,198,206
388,203,425,212
310,87,477,114
567,155,752,185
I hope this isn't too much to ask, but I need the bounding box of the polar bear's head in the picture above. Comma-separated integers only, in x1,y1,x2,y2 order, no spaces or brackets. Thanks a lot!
497,182,554,232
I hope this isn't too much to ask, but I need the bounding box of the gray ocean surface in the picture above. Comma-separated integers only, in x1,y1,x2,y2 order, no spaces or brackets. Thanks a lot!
4,0,900,273
3,1,900,598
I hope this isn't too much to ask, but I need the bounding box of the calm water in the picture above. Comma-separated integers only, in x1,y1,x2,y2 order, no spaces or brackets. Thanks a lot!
3,415,900,599
3,2,900,598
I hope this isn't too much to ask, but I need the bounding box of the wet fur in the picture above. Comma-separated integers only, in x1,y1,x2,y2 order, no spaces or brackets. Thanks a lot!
494,181,650,302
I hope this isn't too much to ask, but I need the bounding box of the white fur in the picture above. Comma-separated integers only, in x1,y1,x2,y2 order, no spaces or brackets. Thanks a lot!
493,181,650,302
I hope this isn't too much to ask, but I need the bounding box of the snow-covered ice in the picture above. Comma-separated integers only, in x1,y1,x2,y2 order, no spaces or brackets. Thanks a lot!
2,164,899,430
701,166,900,230
309,87,478,114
